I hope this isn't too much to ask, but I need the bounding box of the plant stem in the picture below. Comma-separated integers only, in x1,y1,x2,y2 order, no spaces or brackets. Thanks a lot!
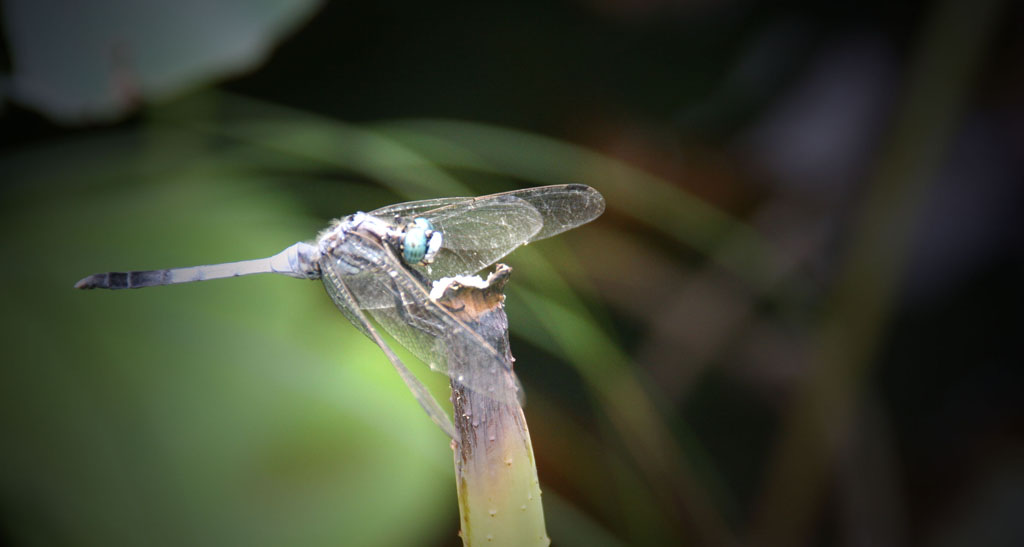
436,265,549,547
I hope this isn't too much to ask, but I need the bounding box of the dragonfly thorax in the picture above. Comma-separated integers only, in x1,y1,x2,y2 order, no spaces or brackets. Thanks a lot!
317,212,442,269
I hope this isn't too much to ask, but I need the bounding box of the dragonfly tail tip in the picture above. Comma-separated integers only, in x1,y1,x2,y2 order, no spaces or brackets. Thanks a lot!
74,275,100,289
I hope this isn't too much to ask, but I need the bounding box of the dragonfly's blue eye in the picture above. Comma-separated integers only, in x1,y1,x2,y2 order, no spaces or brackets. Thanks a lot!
402,218,435,264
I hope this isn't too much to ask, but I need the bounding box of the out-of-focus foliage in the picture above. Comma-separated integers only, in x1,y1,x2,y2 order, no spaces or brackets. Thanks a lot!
0,126,458,546
2,1,1022,546
2,0,322,122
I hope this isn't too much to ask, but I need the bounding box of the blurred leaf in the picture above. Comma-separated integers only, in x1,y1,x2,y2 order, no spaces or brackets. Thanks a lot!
152,93,474,199
2,0,323,122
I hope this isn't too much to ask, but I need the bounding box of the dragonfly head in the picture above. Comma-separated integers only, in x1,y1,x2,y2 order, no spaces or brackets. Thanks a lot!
402,217,443,265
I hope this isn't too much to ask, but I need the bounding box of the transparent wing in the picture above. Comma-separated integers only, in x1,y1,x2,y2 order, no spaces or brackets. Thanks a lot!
370,184,605,243
423,196,543,279
484,184,606,242
370,184,606,279
320,231,518,404
374,194,541,280
320,248,458,440
369,196,467,220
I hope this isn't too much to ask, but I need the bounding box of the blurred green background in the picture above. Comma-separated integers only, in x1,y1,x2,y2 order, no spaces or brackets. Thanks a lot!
1,1,1021,546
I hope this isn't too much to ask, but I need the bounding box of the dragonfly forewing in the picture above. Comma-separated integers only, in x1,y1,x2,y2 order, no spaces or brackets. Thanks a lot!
411,197,542,280
370,184,605,280
486,184,605,242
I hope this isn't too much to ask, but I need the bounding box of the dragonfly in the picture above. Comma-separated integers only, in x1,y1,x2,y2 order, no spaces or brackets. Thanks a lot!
76,184,605,439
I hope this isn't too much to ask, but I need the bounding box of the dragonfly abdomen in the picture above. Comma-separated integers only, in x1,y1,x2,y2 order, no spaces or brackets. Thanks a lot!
74,270,172,290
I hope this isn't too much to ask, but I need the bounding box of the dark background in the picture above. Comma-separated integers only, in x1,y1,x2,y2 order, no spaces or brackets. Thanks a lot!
1,1,1022,545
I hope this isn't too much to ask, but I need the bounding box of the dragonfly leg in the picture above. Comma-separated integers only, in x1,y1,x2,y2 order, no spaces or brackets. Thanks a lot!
387,275,445,339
